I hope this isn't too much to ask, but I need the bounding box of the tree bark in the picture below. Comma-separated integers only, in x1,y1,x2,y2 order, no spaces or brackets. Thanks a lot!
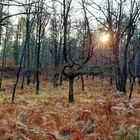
129,77,135,99
21,70,25,89
26,13,31,85
81,75,84,91
12,42,25,102
53,73,59,88
0,4,3,46
35,1,43,95
69,75,74,103
59,73,63,85
0,23,7,88
138,77,140,86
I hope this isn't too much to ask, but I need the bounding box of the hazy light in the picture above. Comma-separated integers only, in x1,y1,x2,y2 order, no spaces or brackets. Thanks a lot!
0,45,3,52
100,33,110,44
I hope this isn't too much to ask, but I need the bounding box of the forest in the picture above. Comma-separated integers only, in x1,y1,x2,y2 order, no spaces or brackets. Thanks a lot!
0,0,140,139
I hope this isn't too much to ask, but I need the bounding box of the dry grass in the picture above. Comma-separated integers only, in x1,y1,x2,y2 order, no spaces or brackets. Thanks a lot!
0,77,140,140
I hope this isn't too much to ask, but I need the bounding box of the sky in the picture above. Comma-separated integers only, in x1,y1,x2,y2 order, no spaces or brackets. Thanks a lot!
8,0,102,25
7,0,133,29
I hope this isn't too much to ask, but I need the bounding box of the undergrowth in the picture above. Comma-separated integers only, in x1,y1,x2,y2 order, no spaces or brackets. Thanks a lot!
0,78,140,139
118,127,140,140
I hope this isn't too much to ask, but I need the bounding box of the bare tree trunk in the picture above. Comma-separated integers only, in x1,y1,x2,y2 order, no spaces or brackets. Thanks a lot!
27,37,31,85
0,4,2,46
0,24,7,88
45,65,48,80
53,73,59,88
52,4,59,88
81,75,84,91
69,75,74,103
109,66,113,86
109,76,113,86
21,72,25,89
120,41,129,93
138,77,140,86
21,54,26,89
129,77,135,99
12,5,30,101
33,36,37,84
58,33,63,86
53,42,59,88
59,72,63,85
114,58,123,92
36,1,43,95
12,42,25,102
0,40,6,89
20,12,31,88
36,37,41,95
26,13,31,85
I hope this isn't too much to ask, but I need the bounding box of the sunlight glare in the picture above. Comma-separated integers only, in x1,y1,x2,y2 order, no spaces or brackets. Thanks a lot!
0,45,3,52
100,33,110,44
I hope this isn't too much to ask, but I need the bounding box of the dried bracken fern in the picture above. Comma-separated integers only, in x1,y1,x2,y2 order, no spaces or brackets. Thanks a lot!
0,78,140,140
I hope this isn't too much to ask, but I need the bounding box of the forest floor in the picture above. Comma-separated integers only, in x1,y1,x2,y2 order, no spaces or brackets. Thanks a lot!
0,77,140,140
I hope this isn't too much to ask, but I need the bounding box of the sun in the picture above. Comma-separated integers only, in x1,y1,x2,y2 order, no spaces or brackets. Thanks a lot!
100,33,110,44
